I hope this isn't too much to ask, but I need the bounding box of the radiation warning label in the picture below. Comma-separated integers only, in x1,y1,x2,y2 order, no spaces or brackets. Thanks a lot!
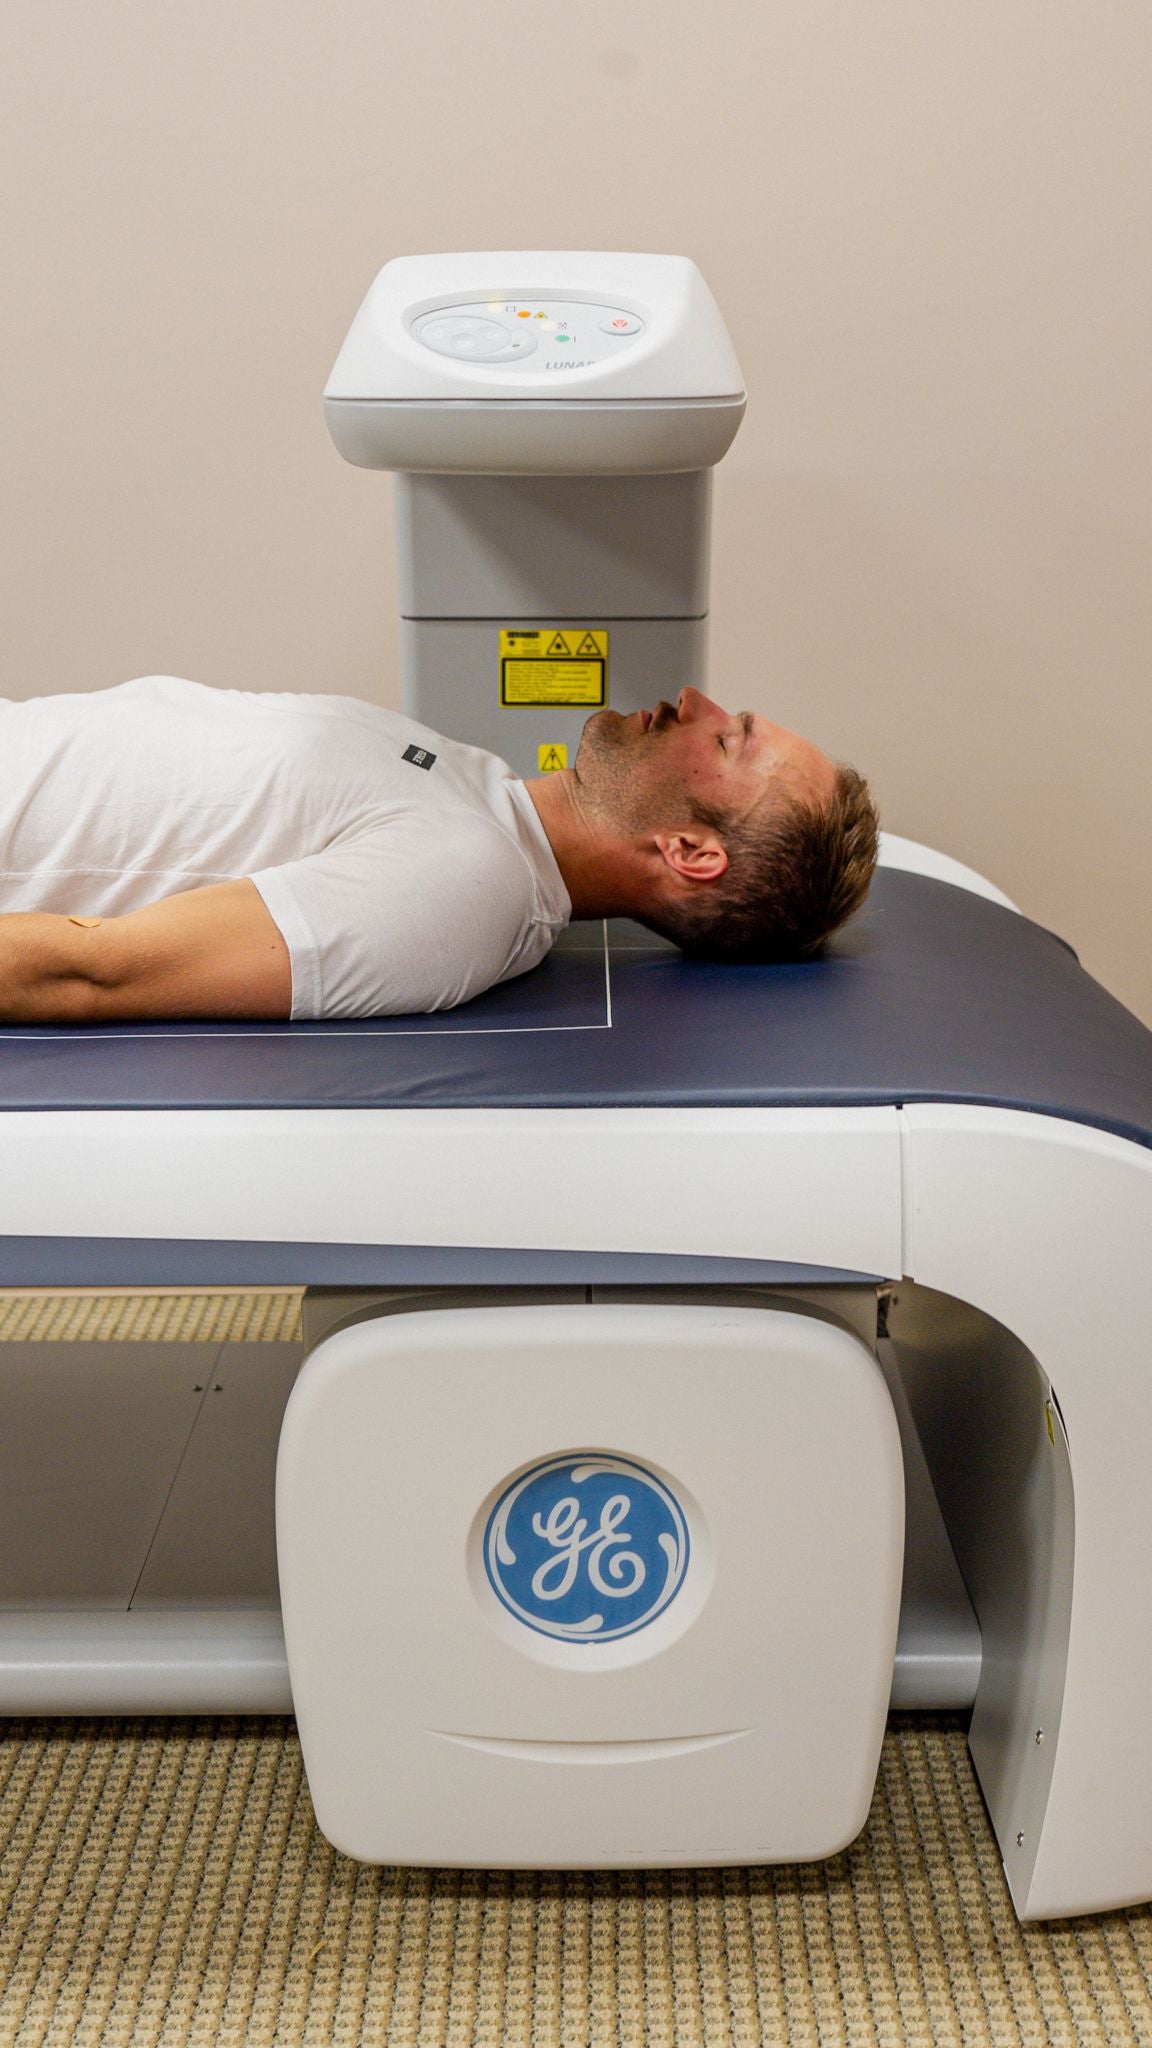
500,629,608,706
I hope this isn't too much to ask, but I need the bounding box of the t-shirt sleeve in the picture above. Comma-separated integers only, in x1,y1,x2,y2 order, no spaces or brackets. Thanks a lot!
247,815,547,1019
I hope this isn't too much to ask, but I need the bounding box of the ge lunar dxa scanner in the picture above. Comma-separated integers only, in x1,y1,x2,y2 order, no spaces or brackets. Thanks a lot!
0,254,1151,1928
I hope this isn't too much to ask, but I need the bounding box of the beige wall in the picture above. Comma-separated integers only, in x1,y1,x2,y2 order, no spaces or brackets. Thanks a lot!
2,1,1149,1019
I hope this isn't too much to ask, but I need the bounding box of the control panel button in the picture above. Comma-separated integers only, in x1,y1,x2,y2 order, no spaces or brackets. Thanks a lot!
416,314,534,362
600,311,644,336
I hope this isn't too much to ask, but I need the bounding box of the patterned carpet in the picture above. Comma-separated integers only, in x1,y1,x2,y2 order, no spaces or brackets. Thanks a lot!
1,1716,1151,2047
0,1289,304,1346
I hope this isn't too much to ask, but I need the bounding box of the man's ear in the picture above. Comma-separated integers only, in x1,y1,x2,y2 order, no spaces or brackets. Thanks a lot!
653,829,729,884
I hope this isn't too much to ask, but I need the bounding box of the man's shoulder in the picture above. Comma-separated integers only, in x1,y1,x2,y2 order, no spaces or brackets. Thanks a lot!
402,800,534,877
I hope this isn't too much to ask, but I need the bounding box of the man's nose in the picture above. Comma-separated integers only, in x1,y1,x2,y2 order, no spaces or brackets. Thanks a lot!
676,687,730,722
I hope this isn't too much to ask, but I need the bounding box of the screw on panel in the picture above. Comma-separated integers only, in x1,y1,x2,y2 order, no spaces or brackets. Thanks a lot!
1016,1831,1025,1847
1036,1729,1045,1743
213,1384,223,1393
193,1385,203,1393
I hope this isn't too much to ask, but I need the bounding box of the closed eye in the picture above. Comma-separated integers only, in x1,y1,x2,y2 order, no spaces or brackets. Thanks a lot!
719,717,753,754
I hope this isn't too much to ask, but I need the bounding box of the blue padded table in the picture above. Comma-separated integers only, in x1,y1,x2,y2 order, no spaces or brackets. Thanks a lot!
1,869,1150,1145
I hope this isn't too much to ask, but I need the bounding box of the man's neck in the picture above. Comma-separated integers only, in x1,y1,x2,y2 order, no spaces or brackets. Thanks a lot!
524,773,646,920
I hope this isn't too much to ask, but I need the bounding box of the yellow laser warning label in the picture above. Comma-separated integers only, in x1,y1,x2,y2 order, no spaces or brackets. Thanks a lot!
537,743,568,772
500,628,608,706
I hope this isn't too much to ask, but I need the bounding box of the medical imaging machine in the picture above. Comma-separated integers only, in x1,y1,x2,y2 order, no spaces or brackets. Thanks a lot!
1,254,1151,1923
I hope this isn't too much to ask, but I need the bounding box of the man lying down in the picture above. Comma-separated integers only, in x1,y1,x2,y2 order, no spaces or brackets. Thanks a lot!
0,675,879,1023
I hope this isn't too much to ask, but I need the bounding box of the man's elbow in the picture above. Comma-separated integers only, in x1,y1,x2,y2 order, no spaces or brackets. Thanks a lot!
0,973,107,1026
0,916,181,1024
0,914,112,1024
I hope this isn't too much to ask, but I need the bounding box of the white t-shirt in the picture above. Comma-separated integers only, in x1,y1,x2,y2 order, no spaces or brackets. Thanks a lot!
0,676,571,1018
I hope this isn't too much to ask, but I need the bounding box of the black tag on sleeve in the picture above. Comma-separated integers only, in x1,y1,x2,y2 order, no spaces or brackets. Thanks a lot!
402,744,437,770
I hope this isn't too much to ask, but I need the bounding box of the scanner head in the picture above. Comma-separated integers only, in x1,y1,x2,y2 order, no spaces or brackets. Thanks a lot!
324,252,746,474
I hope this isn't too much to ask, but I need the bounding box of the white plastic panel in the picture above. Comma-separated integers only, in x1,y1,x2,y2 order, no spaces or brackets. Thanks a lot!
877,833,1021,911
902,1104,1152,1917
0,1107,905,1281
325,399,746,476
326,253,744,404
278,1299,904,1866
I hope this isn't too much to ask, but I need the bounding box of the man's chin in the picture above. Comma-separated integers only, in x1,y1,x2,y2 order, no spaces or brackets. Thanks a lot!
576,707,628,762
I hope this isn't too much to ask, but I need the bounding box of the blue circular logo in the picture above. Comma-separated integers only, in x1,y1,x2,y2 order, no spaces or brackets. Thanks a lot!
484,1454,690,1643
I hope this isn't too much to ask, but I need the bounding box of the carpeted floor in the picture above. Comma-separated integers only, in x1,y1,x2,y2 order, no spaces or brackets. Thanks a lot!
2,1715,1151,2047
0,1290,304,1347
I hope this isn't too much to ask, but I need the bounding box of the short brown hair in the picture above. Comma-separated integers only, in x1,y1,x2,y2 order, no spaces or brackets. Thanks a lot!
641,763,880,962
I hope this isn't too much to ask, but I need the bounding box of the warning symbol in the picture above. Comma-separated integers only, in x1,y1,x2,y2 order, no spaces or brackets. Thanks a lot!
498,627,609,706
537,743,569,773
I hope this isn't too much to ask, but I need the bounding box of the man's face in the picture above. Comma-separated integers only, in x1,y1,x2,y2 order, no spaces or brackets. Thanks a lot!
573,687,837,836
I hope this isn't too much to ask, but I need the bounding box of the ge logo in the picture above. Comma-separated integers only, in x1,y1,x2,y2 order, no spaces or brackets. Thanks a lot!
484,1454,690,1643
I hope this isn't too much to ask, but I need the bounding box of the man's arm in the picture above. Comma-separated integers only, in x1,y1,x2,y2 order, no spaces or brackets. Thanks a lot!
0,879,292,1022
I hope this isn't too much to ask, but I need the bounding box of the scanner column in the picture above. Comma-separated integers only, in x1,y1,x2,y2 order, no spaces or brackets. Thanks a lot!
393,470,711,774
324,252,747,777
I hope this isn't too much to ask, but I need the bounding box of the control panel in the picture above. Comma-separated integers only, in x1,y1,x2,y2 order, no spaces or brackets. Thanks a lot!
411,299,646,372
325,252,746,473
